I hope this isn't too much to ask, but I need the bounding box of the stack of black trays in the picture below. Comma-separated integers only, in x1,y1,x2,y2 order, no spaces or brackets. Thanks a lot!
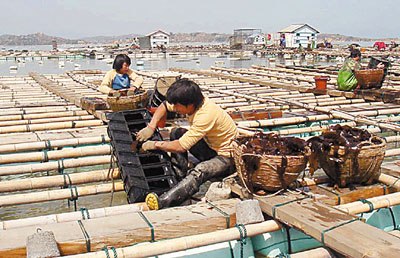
106,109,177,203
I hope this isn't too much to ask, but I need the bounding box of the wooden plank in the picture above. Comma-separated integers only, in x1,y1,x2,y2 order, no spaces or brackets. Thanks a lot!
254,193,400,257
381,161,400,178
0,199,238,257
0,133,39,145
312,184,390,206
35,131,78,141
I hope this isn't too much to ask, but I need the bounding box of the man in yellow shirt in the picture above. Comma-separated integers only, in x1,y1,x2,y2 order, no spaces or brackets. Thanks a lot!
136,78,238,210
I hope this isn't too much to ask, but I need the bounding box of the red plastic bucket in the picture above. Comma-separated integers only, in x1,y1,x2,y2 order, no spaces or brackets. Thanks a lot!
314,76,330,90
147,107,166,128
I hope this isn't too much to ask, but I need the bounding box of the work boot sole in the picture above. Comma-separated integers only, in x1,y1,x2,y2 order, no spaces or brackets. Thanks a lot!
145,192,161,210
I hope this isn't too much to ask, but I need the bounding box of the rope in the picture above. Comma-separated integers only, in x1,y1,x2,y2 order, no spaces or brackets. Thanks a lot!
389,176,400,189
206,200,231,228
235,224,247,258
77,220,91,252
58,159,65,174
389,207,399,230
80,207,90,220
107,152,116,207
68,185,79,211
227,241,235,258
138,211,155,242
102,246,118,258
44,140,52,150
359,198,375,212
62,173,72,189
320,218,359,245
272,196,309,219
284,225,292,254
42,149,49,162
382,183,388,195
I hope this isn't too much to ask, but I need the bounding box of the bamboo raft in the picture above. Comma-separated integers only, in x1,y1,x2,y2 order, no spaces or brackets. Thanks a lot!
0,66,400,257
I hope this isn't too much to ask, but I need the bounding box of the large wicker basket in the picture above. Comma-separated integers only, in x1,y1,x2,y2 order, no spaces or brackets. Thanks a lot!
107,90,148,112
315,136,385,187
354,69,384,89
232,140,307,192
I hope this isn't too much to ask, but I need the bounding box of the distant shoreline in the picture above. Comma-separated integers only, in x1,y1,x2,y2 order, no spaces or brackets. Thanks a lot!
1,32,399,46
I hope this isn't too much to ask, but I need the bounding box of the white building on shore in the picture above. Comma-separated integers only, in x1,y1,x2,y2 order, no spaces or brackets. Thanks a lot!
138,29,170,50
147,30,170,48
278,24,319,48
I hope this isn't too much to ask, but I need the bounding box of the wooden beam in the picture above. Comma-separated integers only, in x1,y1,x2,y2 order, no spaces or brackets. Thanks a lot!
311,184,390,206
0,199,239,257
254,193,400,257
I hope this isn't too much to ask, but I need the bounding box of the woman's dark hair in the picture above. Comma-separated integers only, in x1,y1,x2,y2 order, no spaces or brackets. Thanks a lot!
349,49,361,58
112,54,131,71
166,78,204,109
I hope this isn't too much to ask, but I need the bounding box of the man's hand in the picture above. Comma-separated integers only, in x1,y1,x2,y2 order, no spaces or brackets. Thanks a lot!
127,87,138,96
377,62,385,69
108,89,117,96
136,126,155,142
142,141,157,151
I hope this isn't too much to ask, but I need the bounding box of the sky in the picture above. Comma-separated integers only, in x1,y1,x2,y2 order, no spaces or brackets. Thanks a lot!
0,0,398,39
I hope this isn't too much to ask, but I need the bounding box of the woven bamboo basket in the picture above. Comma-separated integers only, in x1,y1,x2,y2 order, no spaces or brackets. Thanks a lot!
316,136,385,187
232,140,307,192
107,91,148,112
354,69,384,89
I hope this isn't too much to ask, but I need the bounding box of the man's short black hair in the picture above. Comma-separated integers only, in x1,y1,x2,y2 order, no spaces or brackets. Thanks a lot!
166,78,204,109
112,54,131,71
350,49,361,58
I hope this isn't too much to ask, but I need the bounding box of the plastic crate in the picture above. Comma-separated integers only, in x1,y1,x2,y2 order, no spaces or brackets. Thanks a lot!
107,109,177,203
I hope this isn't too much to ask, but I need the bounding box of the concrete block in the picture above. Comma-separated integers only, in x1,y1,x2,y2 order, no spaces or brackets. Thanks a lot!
236,199,264,225
26,229,60,258
205,181,231,202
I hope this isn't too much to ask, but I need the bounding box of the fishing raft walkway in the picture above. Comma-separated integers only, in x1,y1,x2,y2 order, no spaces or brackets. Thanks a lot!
0,68,399,257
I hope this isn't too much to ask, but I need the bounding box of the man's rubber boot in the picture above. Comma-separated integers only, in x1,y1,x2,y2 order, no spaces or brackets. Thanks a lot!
170,154,188,180
145,192,161,210
146,172,201,210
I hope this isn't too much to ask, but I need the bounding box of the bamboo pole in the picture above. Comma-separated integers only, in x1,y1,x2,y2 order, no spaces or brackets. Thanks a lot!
41,124,108,134
336,192,400,215
0,181,124,207
268,122,356,135
0,202,148,230
0,120,103,134
0,135,110,154
64,220,282,258
236,114,332,128
253,65,336,78
212,66,335,87
384,136,400,143
203,86,400,133
0,169,120,193
0,106,79,116
0,155,112,176
378,173,400,190
0,101,69,109
0,110,88,122
384,148,400,157
0,145,111,164
0,115,95,127
0,96,60,102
